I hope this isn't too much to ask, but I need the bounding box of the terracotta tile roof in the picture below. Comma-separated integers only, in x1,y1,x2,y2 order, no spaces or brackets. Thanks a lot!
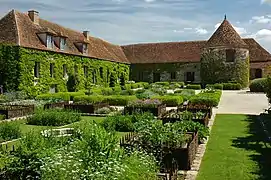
0,10,19,45
122,41,206,64
206,19,247,48
243,38,271,62
0,10,129,63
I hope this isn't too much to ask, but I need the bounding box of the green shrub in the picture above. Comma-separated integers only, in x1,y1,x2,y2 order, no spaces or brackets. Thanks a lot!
136,90,157,100
0,121,21,142
174,89,196,101
101,87,114,95
74,95,104,104
222,83,242,90
185,84,201,90
249,78,267,92
112,86,122,94
124,84,132,90
120,89,135,95
36,92,85,101
206,83,223,90
102,113,154,132
151,95,183,106
104,96,137,106
189,90,222,107
0,114,6,120
27,109,81,126
154,82,170,87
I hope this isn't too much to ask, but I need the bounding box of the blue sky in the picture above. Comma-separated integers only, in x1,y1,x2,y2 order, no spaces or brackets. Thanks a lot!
1,0,271,51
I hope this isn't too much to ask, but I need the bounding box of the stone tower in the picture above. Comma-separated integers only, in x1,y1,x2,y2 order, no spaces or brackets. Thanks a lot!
200,16,249,87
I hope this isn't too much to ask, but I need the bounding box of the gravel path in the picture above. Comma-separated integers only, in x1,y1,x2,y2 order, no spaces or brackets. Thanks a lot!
217,90,269,115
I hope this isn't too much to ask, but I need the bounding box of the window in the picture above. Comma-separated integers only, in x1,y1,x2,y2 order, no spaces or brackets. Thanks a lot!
92,71,96,83
34,62,40,78
138,71,144,81
82,44,88,54
60,38,66,50
186,72,195,82
63,64,67,78
99,67,103,78
50,63,54,78
171,72,176,80
46,35,54,49
226,49,235,62
153,73,160,83
83,66,88,78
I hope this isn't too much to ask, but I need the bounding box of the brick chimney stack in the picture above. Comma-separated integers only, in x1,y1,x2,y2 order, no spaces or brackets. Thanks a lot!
28,10,39,25
83,31,90,40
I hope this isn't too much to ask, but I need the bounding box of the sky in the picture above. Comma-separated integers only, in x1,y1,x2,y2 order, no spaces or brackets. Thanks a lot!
1,0,271,52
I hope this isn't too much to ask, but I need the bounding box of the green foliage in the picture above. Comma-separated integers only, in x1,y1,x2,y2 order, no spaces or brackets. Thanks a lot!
174,89,196,101
206,83,223,90
66,74,80,92
190,90,222,107
154,82,170,87
74,95,137,106
222,83,242,90
0,121,21,142
185,84,201,90
27,109,81,126
135,90,157,100
265,77,271,103
36,92,85,101
201,49,249,88
151,95,183,106
101,87,114,95
249,78,267,92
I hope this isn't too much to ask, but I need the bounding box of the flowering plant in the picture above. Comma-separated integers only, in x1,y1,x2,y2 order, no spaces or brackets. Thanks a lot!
127,99,162,108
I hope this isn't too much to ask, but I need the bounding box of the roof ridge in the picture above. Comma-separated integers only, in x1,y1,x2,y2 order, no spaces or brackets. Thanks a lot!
122,40,207,47
12,10,20,45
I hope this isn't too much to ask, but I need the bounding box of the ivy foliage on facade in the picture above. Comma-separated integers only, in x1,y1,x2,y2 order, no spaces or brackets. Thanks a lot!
200,48,249,88
0,44,130,97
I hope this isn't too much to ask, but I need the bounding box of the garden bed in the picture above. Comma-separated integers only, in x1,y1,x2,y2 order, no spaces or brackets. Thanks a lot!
0,105,34,119
64,103,109,114
124,104,166,116
161,110,210,127
120,131,198,171
44,101,68,109
178,104,212,118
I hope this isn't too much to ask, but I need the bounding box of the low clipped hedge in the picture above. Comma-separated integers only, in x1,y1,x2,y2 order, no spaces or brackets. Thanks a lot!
206,84,223,90
154,82,170,86
189,90,222,107
222,83,242,90
151,95,183,106
74,95,137,106
185,84,201,90
36,92,85,101
249,78,267,92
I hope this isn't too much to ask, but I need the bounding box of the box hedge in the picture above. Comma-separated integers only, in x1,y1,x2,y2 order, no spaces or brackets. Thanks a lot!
185,84,201,90
189,90,222,107
151,95,183,106
36,92,85,101
206,84,223,90
249,78,267,92
222,83,242,90
74,95,137,106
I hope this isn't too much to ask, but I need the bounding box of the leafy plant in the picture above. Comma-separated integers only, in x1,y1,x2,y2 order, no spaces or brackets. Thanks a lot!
249,78,267,92
27,109,81,126
151,95,183,106
0,121,21,143
127,99,162,108
185,84,201,90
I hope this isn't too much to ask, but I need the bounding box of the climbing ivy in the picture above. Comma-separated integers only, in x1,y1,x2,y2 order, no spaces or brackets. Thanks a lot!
200,48,249,88
0,44,130,97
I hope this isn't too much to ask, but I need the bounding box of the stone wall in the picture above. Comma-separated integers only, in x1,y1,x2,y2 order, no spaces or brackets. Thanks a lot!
200,47,249,87
130,62,201,83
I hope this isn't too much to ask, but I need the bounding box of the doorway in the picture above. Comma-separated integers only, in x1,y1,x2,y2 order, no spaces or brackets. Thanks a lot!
255,69,262,78
153,72,160,82
186,72,195,82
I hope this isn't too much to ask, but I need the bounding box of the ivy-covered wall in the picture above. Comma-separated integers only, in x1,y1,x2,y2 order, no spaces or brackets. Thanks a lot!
200,48,249,87
0,44,130,97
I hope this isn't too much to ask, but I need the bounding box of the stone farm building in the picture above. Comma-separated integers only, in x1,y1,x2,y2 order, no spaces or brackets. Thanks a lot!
0,10,271,95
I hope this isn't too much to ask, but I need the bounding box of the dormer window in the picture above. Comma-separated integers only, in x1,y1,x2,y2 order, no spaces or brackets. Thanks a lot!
60,38,66,50
82,43,88,54
46,35,54,49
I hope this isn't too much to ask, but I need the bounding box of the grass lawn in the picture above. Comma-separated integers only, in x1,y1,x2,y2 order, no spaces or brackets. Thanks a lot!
197,114,271,180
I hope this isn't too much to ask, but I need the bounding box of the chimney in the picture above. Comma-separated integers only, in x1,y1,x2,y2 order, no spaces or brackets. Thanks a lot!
28,10,39,25
83,31,90,40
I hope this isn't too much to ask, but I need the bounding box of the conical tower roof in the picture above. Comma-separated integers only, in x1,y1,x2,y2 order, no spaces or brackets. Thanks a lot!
206,16,247,48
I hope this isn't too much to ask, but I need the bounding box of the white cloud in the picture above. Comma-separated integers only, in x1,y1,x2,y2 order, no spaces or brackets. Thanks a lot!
195,27,208,35
250,15,271,24
255,29,271,36
144,0,156,2
215,23,247,35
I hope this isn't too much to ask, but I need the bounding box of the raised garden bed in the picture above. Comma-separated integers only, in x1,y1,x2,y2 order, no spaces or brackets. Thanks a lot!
124,104,166,116
44,101,68,109
64,103,109,114
161,110,210,127
0,105,34,119
120,131,198,171
178,104,212,118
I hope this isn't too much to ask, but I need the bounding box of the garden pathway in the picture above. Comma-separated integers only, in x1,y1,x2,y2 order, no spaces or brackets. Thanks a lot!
217,90,269,115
